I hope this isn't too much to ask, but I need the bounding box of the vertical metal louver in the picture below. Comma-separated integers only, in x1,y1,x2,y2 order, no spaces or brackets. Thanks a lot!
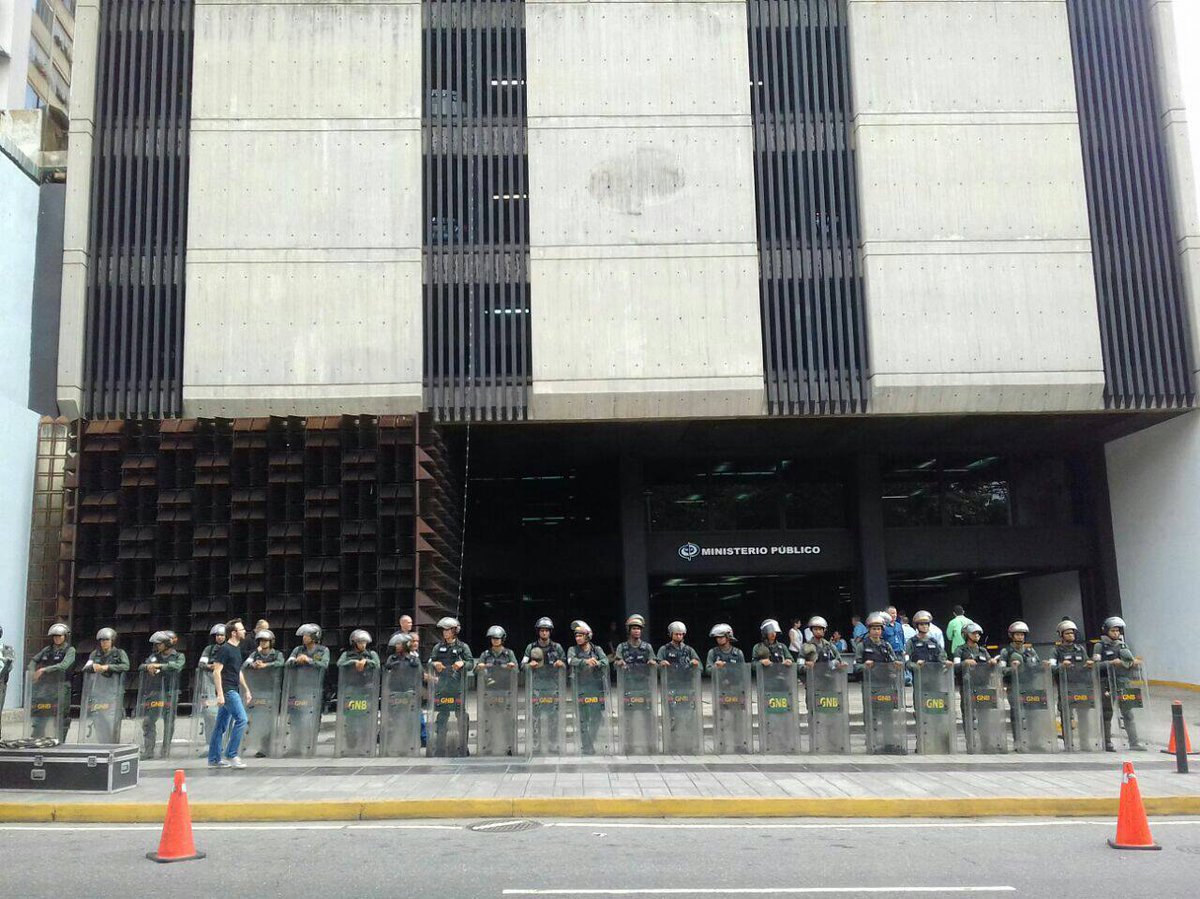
1067,0,1195,409
747,0,868,416
423,0,532,422
82,0,194,419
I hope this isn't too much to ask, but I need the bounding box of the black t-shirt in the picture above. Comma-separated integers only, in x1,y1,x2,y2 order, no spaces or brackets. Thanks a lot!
212,642,243,693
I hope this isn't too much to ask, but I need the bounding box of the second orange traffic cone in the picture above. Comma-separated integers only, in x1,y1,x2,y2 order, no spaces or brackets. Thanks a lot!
146,769,206,863
1161,721,1198,755
1107,761,1161,851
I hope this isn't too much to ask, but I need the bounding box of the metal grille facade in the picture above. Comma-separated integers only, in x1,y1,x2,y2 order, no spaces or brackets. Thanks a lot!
747,0,868,416
1067,0,1195,409
23,419,73,662
423,0,532,421
82,0,193,420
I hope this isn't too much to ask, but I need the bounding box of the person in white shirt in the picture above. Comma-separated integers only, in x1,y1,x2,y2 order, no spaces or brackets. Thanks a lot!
928,620,945,651
788,619,804,655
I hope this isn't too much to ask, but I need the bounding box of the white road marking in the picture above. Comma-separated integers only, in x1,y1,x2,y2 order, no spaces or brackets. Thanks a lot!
0,823,461,833
544,819,1200,830
501,888,1017,896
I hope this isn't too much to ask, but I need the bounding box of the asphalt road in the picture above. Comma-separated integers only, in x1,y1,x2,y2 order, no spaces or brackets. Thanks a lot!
2,817,1198,897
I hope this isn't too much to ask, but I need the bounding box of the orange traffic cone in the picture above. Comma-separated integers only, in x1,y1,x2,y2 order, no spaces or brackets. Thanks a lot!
1161,720,1198,756
147,769,206,863
1107,761,1161,850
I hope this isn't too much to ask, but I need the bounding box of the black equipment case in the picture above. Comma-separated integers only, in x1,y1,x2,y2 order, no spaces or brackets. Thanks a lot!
0,743,140,792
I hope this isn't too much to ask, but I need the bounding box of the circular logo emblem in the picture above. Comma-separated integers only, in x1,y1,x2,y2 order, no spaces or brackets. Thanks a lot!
678,542,700,563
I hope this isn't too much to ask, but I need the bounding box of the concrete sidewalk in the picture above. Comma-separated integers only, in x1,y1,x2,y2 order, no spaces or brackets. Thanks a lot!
1,753,1197,822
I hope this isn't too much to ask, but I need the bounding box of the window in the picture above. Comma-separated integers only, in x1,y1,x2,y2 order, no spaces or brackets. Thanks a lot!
645,459,847,532
882,457,1011,527
34,0,54,30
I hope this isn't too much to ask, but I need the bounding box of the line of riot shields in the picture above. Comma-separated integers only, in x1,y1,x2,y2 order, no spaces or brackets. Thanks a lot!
25,657,1151,758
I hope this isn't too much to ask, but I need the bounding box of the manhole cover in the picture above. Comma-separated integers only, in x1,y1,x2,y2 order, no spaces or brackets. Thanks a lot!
467,819,543,834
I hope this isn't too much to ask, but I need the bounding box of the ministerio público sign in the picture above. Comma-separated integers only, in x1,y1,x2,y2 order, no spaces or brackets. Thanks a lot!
677,541,821,562
646,530,851,574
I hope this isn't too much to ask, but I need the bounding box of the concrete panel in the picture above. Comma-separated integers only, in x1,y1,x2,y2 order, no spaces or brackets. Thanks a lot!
526,1,750,119
1107,411,1200,686
529,254,764,420
848,0,1105,413
856,123,1092,243
1020,571,1084,642
187,129,422,250
849,1,1077,114
186,1,424,415
865,251,1104,413
182,260,423,418
1148,1,1200,380
528,126,756,248
527,0,764,419
191,1,422,122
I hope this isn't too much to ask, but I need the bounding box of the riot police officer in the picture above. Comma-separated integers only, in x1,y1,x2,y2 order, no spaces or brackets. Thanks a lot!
707,623,745,670
84,628,129,676
997,621,1048,743
522,617,567,670
800,616,845,668
139,630,185,757
385,631,421,669
29,623,75,741
752,619,796,668
338,629,380,672
430,616,473,756
657,621,701,668
79,627,128,743
614,614,657,670
854,613,900,669
479,625,518,670
245,630,285,669
1094,616,1147,751
198,624,227,671
0,625,13,739
905,611,953,672
1054,620,1090,667
286,624,330,672
569,621,609,754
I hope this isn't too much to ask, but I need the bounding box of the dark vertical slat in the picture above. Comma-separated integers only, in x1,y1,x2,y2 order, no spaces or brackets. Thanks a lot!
1066,0,1194,409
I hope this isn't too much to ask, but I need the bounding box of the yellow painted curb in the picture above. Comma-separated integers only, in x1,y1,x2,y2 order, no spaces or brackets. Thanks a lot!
2,795,1199,823
1150,680,1200,693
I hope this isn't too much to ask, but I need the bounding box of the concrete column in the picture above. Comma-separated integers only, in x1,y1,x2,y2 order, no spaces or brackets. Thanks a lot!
525,0,765,420
619,454,650,620
854,454,889,612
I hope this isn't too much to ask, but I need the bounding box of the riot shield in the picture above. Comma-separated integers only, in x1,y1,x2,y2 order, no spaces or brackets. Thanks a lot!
862,663,907,755
754,661,799,754
913,665,955,754
189,665,219,755
279,665,324,758
1010,662,1057,753
78,671,125,744
615,664,659,755
1056,663,1102,752
659,664,702,755
477,663,519,757
134,668,182,758
1106,661,1150,750
24,664,69,741
379,663,424,757
334,664,380,758
241,666,284,757
526,664,567,757
962,663,1007,754
712,663,751,754
571,662,612,756
806,660,850,754
427,664,470,757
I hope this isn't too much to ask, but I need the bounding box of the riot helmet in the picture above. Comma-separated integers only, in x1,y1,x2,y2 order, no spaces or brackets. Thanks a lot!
388,631,413,651
760,619,782,636
964,622,983,638
865,612,885,628
1103,616,1126,632
1008,621,1029,635
486,625,507,641
573,621,593,638
47,623,70,638
96,627,117,643
625,614,646,630
149,630,171,646
209,624,227,638
912,611,933,625
349,629,372,647
296,623,322,642
436,617,461,634
667,621,687,636
1056,620,1078,637
807,616,828,629
534,617,554,631
255,629,275,645
709,623,734,641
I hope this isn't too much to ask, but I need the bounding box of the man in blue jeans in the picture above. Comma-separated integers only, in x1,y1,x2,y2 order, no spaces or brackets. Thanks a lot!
208,619,251,769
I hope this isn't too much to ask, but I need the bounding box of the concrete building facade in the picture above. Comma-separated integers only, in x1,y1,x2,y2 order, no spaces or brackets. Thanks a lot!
37,0,1200,684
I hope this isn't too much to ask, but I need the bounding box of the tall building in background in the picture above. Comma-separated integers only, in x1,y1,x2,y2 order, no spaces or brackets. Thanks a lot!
35,0,1200,687
0,0,75,112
